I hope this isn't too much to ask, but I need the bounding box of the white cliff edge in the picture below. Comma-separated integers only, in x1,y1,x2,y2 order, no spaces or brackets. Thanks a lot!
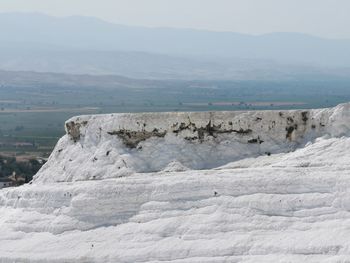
1,103,350,262
34,103,350,183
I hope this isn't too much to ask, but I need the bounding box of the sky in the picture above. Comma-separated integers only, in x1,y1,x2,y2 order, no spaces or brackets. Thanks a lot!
1,0,349,39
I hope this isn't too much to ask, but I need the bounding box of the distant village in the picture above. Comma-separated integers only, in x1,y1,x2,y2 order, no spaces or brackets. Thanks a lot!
0,155,45,189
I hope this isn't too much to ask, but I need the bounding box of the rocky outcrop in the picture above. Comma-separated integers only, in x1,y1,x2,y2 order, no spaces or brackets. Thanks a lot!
34,103,350,183
1,103,350,262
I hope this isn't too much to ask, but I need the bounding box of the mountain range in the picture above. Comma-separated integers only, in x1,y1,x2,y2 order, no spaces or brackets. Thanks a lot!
0,12,349,80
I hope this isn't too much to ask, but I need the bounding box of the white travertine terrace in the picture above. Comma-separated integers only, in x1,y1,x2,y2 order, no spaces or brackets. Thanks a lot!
1,103,350,262
34,103,350,183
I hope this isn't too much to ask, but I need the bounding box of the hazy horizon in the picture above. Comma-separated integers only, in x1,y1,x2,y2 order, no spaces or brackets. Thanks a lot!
1,0,350,39
1,11,349,41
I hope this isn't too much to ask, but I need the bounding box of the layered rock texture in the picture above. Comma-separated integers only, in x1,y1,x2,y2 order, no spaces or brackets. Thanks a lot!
1,104,350,262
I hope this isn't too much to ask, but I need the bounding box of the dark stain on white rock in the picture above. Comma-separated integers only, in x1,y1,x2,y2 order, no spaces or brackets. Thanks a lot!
108,129,167,148
173,120,252,142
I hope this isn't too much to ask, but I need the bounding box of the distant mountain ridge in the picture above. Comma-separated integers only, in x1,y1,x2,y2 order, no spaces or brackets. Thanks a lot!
2,49,349,81
1,12,350,68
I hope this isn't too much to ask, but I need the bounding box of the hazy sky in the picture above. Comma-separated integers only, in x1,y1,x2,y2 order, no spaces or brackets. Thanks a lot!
1,0,349,39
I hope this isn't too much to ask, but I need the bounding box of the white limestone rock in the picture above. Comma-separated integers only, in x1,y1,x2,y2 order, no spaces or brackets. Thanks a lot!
0,103,350,262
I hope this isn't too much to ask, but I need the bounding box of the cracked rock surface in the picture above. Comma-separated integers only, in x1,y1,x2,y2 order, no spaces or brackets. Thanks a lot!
1,103,350,262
